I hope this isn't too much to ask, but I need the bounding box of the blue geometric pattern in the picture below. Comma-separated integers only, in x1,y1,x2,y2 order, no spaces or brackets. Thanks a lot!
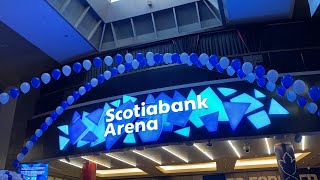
58,87,289,151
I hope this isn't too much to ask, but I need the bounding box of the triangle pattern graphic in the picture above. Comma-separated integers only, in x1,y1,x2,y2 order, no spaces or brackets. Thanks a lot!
123,134,136,144
230,93,264,114
174,127,190,137
217,87,237,96
254,89,266,98
76,140,90,148
110,100,121,107
248,110,271,129
223,102,250,131
200,112,219,132
145,94,155,104
269,99,289,115
58,125,69,135
59,136,70,150
123,95,137,103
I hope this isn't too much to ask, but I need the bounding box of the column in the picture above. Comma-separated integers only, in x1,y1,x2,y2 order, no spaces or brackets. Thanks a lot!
81,161,96,180
274,143,299,180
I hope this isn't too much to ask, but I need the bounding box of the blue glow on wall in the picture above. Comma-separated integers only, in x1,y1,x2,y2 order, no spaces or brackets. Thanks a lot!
123,134,136,144
77,140,90,148
223,102,250,131
59,136,70,150
200,112,219,132
58,125,69,135
269,99,289,115
247,110,271,129
110,100,121,107
174,127,190,137
218,87,237,96
145,94,155,104
254,89,266,98
231,93,264,114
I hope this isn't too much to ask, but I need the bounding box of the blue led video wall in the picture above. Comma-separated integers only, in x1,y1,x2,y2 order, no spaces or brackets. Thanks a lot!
18,164,48,180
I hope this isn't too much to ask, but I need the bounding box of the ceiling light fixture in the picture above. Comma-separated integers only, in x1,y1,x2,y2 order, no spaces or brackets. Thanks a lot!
302,136,306,151
106,154,136,167
193,144,214,160
162,147,188,163
81,156,111,168
228,140,241,158
156,162,217,173
59,159,82,168
265,138,271,155
96,168,147,178
132,150,161,165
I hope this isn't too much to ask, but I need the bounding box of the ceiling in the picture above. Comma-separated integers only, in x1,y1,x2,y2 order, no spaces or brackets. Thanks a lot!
47,133,320,179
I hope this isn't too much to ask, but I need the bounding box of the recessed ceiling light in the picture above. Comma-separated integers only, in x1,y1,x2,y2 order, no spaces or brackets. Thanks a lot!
59,159,82,168
106,154,136,167
228,140,241,158
302,136,306,151
132,150,161,165
162,147,188,163
96,168,147,178
156,162,217,173
81,156,111,168
264,138,271,155
193,144,214,160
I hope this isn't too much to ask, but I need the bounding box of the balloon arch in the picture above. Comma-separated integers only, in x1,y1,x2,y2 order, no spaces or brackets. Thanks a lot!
1,52,319,169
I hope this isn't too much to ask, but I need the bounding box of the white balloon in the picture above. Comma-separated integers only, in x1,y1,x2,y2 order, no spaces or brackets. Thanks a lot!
199,53,209,65
104,71,111,80
104,56,113,66
125,53,134,63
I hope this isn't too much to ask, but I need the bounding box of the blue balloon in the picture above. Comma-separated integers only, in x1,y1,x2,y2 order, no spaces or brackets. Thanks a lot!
40,123,48,131
97,74,105,83
26,141,33,149
22,147,29,155
154,53,162,64
196,61,203,68
72,91,80,100
246,73,255,83
158,54,164,64
267,69,278,83
219,57,230,69
140,58,147,68
10,88,20,99
136,53,144,63
79,86,86,96
104,71,111,80
90,78,98,87
254,65,265,78
61,101,69,109
30,135,38,143
293,80,306,95
206,62,214,70
0,93,9,104
17,153,24,162
111,67,118,76
51,112,58,120
93,57,102,67
257,77,266,87
20,82,30,94
115,54,123,64
281,74,294,89
41,73,51,84
318,110,320,118
31,77,41,88
172,53,180,63
237,69,245,79
266,82,276,92
307,103,318,114
125,62,132,72
190,53,198,63
287,91,297,102
297,96,307,107
199,53,209,65
231,59,241,71
242,62,253,75
276,86,286,96
104,56,113,66
67,96,75,105
132,60,139,69
83,60,92,70
180,53,189,64
216,64,224,73
45,117,53,126
35,129,43,137
209,55,218,66
125,53,134,63
13,160,20,168
308,86,320,102
118,64,125,74
227,66,235,76
163,53,173,64
62,65,71,76
52,69,61,80
146,52,154,62
73,62,82,73
56,106,64,115
84,83,92,91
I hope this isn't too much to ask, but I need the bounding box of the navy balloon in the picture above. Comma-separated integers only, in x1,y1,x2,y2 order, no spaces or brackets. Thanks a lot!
98,74,105,83
266,82,276,92
51,112,58,120
231,59,241,71
115,54,123,64
61,101,69,109
159,54,164,64
125,62,132,72
307,103,318,114
84,83,92,91
196,61,203,68
246,73,255,83
67,96,75,105
287,91,296,102
136,53,144,63
209,55,218,66
111,67,118,77
154,53,161,64
31,77,41,88
56,106,64,115
73,62,82,73
22,147,29,155
83,60,92,70
281,74,294,89
237,69,245,79
30,135,38,143
172,53,180,63
140,58,147,68
276,86,286,96
216,64,224,73
79,86,86,96
40,123,48,131
318,110,320,118
254,65,265,78
308,86,320,102
52,69,61,80
62,65,72,76
13,160,20,168
20,82,30,94
257,77,266,87
73,91,80,100
26,141,33,149
297,96,307,107
10,88,20,99
190,53,198,63
93,57,102,67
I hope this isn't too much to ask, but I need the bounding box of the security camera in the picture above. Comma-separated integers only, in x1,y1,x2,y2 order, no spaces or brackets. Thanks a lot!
243,145,250,153
207,140,213,147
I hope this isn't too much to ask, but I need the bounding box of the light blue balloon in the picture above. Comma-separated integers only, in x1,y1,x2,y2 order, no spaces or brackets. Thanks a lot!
287,91,297,102
62,65,71,76
117,64,125,74
132,59,139,69
125,53,134,63
180,53,189,64
45,117,53,126
0,93,9,104
20,82,30,94
56,106,64,115
35,129,43,137
292,80,306,95
17,153,24,162
83,60,92,71
41,73,51,84
219,57,230,69
79,86,86,96
242,62,253,75
26,141,33,149
104,56,113,66
199,53,209,65
163,53,172,64
227,66,235,76
67,96,74,105
104,71,111,80
308,103,318,114
267,69,278,83
206,62,214,70
147,57,155,66
266,82,276,92
90,78,98,87
246,73,255,83
146,52,154,61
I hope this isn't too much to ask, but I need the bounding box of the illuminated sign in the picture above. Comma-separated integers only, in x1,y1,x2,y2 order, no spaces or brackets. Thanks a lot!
57,86,289,151
18,164,48,180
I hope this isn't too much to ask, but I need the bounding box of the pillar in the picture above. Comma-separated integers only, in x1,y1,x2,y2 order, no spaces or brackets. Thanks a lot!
274,143,299,180
81,161,96,180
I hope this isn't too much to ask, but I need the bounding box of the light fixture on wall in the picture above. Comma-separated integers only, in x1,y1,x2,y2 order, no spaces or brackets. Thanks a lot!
147,0,152,7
